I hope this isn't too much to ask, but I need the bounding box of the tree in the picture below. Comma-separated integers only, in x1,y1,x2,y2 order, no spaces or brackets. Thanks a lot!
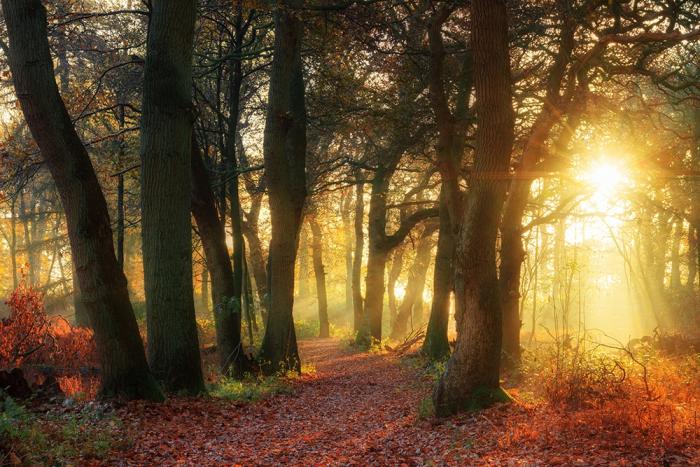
1,0,162,400
191,139,245,376
258,1,307,374
422,4,473,361
433,0,515,416
140,0,204,394
308,207,330,338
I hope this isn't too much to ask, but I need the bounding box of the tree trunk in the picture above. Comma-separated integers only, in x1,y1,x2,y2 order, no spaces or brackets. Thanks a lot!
243,216,269,321
352,169,365,333
688,226,698,289
387,246,404,328
391,226,435,340
9,195,18,290
200,265,209,311
258,1,307,374
669,219,682,289
309,214,330,338
433,0,514,416
2,0,162,400
341,188,354,312
422,193,453,360
140,0,204,394
298,227,310,298
191,140,245,376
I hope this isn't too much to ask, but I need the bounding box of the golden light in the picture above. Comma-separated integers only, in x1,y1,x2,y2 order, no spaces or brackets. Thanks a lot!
578,160,628,196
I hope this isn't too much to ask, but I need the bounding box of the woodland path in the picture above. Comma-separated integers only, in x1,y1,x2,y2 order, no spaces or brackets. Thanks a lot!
113,339,692,465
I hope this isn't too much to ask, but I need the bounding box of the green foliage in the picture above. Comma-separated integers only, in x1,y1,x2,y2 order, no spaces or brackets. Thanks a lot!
210,375,294,402
295,318,320,339
1,397,123,464
294,318,354,341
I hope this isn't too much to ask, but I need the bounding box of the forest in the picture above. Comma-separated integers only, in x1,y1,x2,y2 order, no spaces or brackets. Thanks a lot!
0,0,699,464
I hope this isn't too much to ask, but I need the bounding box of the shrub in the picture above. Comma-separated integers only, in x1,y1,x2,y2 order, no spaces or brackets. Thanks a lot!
0,283,98,397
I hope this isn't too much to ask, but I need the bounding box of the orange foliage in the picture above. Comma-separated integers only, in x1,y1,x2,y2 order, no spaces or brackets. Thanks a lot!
0,282,97,370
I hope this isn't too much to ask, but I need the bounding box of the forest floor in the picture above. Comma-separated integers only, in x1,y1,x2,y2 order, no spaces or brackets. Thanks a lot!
108,338,699,465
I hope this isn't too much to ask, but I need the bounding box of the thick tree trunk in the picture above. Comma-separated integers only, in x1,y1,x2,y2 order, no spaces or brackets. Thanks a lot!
422,193,453,360
352,170,365,332
362,245,388,343
2,0,162,400
433,0,514,416
391,226,435,340
258,1,307,374
140,0,204,394
309,215,330,338
191,140,245,376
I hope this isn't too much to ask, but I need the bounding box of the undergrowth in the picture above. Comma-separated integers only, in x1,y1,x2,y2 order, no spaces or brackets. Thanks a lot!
0,396,125,465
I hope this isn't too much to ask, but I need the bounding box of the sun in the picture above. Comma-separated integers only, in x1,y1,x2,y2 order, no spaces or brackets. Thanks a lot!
579,160,628,196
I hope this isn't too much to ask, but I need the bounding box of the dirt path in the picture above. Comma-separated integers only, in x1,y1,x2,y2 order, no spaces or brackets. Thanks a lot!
113,339,696,465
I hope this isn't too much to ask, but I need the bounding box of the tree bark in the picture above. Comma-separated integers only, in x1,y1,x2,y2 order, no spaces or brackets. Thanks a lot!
191,140,245,376
433,0,515,416
140,0,204,394
352,169,365,333
391,225,436,340
387,246,404,328
2,0,162,400
298,226,310,298
499,9,575,369
341,188,354,312
309,213,330,338
669,219,682,289
422,7,471,361
422,192,453,360
258,1,307,374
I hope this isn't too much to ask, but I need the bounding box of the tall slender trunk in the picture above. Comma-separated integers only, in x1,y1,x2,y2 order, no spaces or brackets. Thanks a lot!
423,7,471,361
140,0,204,394
352,169,365,332
387,246,404,328
391,225,435,340
669,219,682,289
422,192,453,360
2,0,162,400
191,140,246,376
258,1,307,374
201,265,209,311
688,226,698,289
309,214,329,338
9,195,18,290
341,188,354,312
242,215,268,320
116,174,125,269
116,104,126,271
433,0,514,416
298,227,310,298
